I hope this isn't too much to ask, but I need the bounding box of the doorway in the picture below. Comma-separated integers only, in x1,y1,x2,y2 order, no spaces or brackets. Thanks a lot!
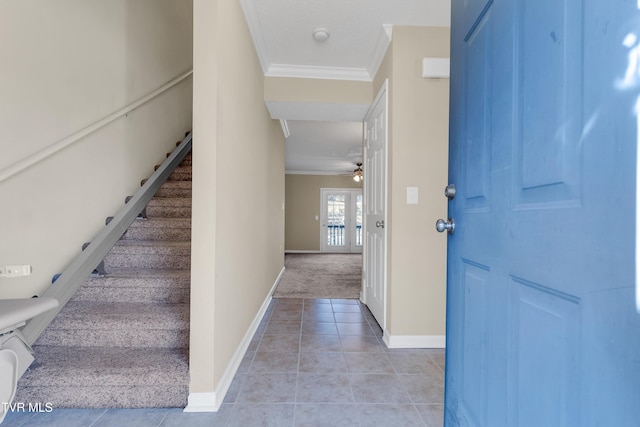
320,188,362,253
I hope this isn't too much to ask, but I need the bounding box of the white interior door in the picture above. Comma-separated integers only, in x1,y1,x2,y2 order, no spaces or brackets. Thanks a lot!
321,188,362,253
363,80,388,329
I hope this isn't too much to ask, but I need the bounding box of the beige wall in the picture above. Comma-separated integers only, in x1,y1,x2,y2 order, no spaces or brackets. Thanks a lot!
285,174,362,251
191,0,285,399
373,26,450,338
265,77,372,105
264,77,372,121
0,0,193,299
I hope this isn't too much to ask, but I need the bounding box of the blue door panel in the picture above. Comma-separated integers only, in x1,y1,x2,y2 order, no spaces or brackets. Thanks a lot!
464,15,491,209
446,0,640,425
514,0,583,207
508,277,580,427
460,261,489,427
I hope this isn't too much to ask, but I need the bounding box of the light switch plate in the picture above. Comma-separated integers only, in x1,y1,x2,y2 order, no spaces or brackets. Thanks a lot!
407,187,419,205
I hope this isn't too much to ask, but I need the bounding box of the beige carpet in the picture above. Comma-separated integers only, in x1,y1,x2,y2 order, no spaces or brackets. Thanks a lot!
273,253,363,299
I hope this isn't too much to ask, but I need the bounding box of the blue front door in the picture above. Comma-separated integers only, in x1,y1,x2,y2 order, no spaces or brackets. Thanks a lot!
446,1,640,425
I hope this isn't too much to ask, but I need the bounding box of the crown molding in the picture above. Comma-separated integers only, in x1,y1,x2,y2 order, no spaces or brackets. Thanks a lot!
367,24,393,78
279,119,290,139
285,170,347,175
265,101,370,121
240,0,269,74
266,63,372,81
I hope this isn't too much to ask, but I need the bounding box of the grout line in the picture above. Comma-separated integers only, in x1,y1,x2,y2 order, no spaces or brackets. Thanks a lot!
155,410,171,427
86,408,109,427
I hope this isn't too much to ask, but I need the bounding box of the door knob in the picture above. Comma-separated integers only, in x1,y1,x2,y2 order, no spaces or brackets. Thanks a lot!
444,184,456,200
376,220,385,229
436,218,455,235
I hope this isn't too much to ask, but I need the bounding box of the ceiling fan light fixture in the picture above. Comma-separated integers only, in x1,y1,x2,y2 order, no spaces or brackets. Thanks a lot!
353,163,363,182
312,28,330,42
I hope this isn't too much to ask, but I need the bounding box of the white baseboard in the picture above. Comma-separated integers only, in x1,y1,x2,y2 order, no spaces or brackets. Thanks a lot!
183,393,217,412
383,334,446,349
184,266,285,412
285,250,321,253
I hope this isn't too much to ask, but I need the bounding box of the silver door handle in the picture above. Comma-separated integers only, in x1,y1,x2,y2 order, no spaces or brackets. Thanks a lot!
444,184,456,200
436,218,455,235
376,220,385,229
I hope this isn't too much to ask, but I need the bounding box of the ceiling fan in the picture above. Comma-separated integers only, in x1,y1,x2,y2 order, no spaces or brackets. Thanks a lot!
336,162,364,181
352,163,363,182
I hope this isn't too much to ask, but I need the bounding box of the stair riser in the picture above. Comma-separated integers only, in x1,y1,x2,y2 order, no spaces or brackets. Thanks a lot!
37,329,189,348
14,385,188,408
145,206,191,218
168,171,192,181
71,287,190,304
154,188,192,198
169,164,193,176
82,274,191,289
104,254,190,269
122,227,191,241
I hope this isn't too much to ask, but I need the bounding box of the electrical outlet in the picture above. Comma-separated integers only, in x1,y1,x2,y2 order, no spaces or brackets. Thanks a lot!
3,265,32,278
0,267,5,277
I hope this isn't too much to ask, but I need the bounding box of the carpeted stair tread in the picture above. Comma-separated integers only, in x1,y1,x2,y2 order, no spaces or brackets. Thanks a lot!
74,267,191,304
154,188,191,198
36,302,189,348
71,285,189,304
104,240,191,269
122,218,191,241
36,327,188,349
127,217,191,229
145,197,191,207
44,301,189,332
81,268,190,288
72,287,189,304
19,346,188,387
110,239,191,251
15,347,188,408
168,166,192,181
15,385,187,409
159,180,191,189
154,180,192,198
145,197,191,218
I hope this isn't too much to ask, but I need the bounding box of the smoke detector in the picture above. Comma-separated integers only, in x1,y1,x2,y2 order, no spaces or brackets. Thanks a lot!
312,28,330,42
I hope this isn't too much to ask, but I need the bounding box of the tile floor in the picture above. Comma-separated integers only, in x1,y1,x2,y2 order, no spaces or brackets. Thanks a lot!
3,298,445,426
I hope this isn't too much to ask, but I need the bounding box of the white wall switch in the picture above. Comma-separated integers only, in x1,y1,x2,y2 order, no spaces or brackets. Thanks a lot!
407,187,419,205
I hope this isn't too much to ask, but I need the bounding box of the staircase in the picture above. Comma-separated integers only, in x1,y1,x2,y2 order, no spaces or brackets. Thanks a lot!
14,148,192,408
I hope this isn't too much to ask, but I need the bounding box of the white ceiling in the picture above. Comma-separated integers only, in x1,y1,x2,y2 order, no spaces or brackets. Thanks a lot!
241,0,451,175
285,120,364,174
